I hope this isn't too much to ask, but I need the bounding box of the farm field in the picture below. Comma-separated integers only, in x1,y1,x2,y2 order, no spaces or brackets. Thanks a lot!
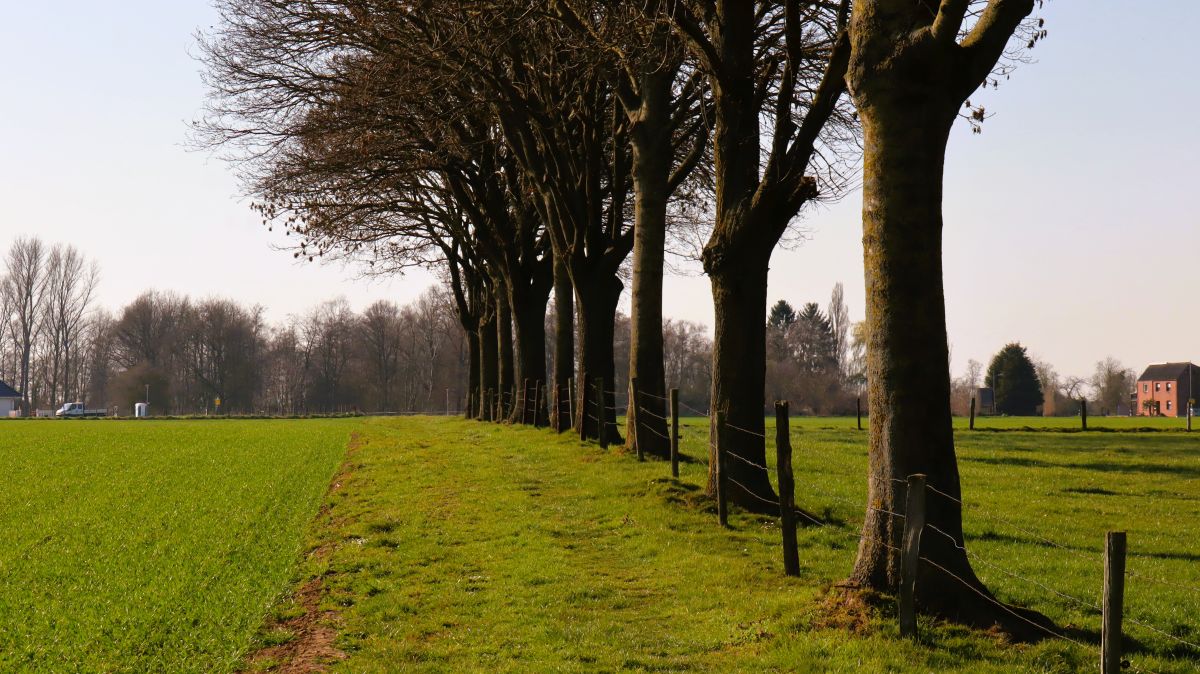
0,419,354,673
1,416,1197,673
279,416,1200,673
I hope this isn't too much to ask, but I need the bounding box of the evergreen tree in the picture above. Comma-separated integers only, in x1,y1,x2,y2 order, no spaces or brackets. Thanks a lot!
986,343,1043,416
795,303,837,374
767,300,797,330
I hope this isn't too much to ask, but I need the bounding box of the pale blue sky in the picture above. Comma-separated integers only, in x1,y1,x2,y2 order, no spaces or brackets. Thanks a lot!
1,1,1196,380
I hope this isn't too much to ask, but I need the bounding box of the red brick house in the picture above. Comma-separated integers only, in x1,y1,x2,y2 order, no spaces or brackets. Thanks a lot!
1135,362,1199,417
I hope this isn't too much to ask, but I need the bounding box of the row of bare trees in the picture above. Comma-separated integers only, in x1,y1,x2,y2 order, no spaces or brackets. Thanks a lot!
198,0,1049,636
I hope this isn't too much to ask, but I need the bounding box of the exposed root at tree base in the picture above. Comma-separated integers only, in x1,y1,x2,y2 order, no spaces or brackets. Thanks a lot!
812,583,883,634
838,577,1058,644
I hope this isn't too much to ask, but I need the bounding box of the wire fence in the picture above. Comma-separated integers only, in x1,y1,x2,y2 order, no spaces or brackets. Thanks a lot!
472,381,1196,671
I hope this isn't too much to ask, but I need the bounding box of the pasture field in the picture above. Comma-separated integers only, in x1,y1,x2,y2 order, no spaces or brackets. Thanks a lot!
0,419,354,673
283,416,1200,673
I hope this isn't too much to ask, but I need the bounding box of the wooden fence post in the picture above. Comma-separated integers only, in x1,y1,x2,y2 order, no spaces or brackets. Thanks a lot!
520,378,530,424
899,473,927,639
969,396,976,430
669,388,680,479
534,381,543,427
775,401,799,577
716,410,729,527
1102,531,1127,674
856,397,862,431
631,377,644,461
1081,398,1088,431
595,377,608,448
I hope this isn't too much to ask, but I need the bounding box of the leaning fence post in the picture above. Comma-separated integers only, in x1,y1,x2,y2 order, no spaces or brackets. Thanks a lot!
1102,531,1127,674
631,377,644,461
775,401,799,577
899,473,927,639
595,377,608,448
669,388,680,479
715,410,729,527
856,397,862,431
969,396,976,430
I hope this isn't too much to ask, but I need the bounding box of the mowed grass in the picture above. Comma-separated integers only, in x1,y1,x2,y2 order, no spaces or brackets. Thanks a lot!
298,416,1200,673
0,419,353,673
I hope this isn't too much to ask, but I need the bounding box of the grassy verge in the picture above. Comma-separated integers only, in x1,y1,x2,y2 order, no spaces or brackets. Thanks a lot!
277,416,1199,673
0,419,354,673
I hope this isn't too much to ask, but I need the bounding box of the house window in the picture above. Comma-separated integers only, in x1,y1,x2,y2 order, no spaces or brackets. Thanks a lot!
1167,382,1172,392
1144,384,1149,393
1167,400,1173,411
1155,382,1161,392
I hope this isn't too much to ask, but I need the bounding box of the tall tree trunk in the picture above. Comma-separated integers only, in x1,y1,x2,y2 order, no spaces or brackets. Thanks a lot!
480,308,499,419
706,261,777,508
574,273,623,442
625,69,671,459
552,257,575,431
699,3,778,512
846,7,1050,633
465,329,480,419
509,283,550,425
496,283,515,417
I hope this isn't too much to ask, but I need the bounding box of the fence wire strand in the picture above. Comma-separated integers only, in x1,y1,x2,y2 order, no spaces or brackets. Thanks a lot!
638,421,670,441
725,422,767,439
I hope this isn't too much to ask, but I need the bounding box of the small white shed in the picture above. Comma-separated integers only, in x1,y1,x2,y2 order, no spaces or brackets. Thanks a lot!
0,379,22,417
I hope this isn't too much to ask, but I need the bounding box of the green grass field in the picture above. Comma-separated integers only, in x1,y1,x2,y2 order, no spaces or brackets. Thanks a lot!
0,419,353,673
288,416,1199,673
2,416,1197,672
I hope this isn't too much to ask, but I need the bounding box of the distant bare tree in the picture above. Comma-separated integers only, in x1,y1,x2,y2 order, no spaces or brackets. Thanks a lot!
1091,357,1136,416
41,244,99,406
1,237,49,411
828,283,851,380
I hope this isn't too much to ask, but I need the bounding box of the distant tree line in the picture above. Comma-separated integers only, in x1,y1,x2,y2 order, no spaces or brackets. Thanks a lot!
765,283,865,415
950,347,1139,418
0,236,467,415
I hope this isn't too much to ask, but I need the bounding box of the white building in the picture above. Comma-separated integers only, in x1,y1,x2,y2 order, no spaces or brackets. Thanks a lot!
0,379,21,416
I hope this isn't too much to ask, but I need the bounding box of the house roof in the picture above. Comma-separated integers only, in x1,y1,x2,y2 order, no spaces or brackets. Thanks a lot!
1138,362,1196,382
0,379,21,398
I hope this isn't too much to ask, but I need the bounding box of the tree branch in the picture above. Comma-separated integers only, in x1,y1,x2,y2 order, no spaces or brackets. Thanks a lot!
931,0,971,43
957,0,1035,95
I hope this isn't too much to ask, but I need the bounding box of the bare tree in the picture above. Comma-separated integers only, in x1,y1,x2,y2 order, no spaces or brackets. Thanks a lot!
665,0,859,509
41,244,100,406
1091,357,1136,416
1,237,49,411
828,282,851,380
845,0,1050,634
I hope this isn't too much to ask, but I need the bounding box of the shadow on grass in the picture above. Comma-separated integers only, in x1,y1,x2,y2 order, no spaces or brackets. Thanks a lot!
962,455,1200,479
